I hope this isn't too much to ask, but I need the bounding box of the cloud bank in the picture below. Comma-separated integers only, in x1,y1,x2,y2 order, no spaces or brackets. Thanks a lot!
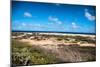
85,9,95,21
24,12,32,17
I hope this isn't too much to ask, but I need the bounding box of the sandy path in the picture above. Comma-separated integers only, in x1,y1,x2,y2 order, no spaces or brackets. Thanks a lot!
20,39,57,45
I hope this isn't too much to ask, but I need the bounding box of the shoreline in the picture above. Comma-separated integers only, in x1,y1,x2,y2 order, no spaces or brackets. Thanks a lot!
12,32,96,47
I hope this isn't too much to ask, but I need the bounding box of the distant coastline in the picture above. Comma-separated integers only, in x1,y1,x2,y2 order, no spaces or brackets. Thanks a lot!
12,30,96,35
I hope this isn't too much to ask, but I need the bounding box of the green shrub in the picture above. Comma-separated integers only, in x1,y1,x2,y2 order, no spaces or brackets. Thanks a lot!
12,40,58,66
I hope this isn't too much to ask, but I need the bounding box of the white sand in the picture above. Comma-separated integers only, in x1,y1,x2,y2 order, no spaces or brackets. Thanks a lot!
19,39,95,47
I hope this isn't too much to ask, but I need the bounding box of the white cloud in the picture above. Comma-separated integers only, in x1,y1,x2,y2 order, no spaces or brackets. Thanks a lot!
48,16,58,21
24,12,32,17
71,22,79,29
48,16,62,25
22,23,26,26
21,23,42,28
20,22,43,30
85,9,95,21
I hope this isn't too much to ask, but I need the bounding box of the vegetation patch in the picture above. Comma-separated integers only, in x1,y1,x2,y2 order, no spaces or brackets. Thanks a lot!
12,40,58,66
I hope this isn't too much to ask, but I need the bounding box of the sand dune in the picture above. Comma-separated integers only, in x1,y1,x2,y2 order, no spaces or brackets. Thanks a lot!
19,39,95,47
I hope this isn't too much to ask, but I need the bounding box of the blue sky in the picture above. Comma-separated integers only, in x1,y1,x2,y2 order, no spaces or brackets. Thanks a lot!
12,1,96,33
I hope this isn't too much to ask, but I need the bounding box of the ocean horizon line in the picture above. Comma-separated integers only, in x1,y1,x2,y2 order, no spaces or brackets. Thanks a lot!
12,30,96,35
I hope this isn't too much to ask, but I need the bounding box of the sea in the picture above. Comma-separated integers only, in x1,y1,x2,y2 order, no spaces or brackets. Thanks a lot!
12,30,96,35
